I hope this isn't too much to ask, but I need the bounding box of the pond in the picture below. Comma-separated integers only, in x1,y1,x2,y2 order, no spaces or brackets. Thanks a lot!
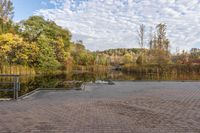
1,70,200,98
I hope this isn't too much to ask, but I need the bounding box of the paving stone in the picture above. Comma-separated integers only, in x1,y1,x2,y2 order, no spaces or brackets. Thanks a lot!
0,82,200,133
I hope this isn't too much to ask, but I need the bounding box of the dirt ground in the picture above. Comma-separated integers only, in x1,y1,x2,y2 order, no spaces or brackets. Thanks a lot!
0,81,200,133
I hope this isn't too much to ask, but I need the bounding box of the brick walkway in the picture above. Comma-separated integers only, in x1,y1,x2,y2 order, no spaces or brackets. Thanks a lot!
0,82,200,133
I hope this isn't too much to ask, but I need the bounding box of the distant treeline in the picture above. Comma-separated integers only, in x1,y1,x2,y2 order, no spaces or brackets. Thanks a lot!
95,23,200,74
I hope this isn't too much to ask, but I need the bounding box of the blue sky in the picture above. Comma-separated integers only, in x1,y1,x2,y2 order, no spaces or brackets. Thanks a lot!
12,0,200,51
13,0,54,21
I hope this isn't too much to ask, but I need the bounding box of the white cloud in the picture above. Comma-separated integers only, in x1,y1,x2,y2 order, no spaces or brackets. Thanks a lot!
35,0,200,51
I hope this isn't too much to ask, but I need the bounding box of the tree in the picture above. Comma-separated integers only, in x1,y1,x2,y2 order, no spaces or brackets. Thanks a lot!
18,16,72,69
147,23,171,65
36,34,60,70
136,55,143,65
190,48,200,59
137,24,145,48
156,23,170,52
148,27,153,50
19,16,71,43
123,53,133,64
52,38,68,63
0,33,38,66
0,0,14,34
0,0,14,21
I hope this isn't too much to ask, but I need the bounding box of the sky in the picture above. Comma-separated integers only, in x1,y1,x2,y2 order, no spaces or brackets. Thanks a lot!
13,0,200,51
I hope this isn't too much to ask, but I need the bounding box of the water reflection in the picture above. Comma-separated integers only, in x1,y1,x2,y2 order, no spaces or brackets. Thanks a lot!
1,70,200,98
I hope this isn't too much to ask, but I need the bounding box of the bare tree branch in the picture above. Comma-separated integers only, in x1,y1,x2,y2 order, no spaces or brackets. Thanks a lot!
137,24,145,48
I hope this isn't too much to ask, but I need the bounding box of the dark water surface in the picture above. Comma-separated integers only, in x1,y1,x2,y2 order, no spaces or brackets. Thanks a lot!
1,70,200,98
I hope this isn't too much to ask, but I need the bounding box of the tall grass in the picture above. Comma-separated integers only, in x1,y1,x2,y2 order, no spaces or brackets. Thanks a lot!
0,65,36,75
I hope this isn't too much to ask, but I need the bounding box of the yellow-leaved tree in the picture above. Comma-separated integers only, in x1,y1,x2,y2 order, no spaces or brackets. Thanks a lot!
0,33,39,66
